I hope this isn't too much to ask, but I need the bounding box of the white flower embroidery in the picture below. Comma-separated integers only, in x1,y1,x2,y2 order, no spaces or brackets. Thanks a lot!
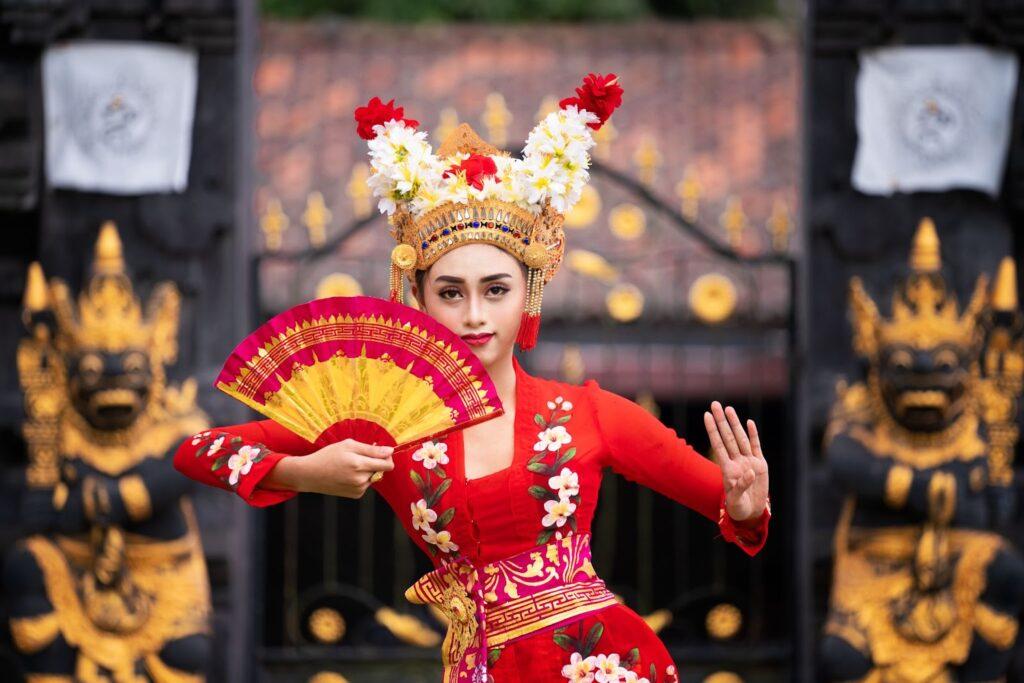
207,436,225,457
410,499,437,532
422,528,459,553
593,653,626,683
549,467,580,499
623,673,649,683
227,445,259,485
547,396,575,411
562,652,597,682
534,425,572,452
191,431,210,446
542,498,577,528
412,440,449,470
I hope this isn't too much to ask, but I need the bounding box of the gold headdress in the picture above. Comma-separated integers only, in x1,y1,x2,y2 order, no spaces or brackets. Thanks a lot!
849,217,988,359
355,74,623,349
45,221,181,364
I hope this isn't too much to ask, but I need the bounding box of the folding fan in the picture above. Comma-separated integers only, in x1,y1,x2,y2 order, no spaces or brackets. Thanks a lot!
215,296,504,450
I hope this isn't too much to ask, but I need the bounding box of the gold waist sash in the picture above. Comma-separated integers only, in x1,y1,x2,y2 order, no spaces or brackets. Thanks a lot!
405,532,616,683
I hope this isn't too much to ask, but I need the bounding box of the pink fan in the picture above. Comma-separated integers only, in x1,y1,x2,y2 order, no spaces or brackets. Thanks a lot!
215,296,503,449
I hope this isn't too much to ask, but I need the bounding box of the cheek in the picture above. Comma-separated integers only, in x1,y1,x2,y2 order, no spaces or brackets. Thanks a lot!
498,290,526,330
422,297,461,332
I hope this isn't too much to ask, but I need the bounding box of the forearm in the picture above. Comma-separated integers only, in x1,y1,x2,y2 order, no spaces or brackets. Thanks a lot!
173,419,313,507
259,455,305,493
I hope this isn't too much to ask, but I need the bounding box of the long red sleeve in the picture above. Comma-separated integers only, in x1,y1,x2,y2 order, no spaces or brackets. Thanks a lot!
173,419,317,507
585,380,770,556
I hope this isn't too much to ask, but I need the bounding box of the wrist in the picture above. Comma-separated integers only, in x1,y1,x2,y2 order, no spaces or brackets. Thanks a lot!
727,496,770,524
264,455,306,493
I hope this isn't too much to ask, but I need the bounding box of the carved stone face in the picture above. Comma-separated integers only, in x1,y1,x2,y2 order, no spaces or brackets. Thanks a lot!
68,348,152,431
877,341,971,432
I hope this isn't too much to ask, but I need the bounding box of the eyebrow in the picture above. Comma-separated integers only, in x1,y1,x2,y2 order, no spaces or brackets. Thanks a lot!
433,273,513,284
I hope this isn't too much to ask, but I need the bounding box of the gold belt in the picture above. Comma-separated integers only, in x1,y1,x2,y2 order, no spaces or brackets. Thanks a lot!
406,533,617,683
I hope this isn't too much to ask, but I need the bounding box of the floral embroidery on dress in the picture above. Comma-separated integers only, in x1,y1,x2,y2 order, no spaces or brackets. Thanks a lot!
409,439,458,557
555,620,679,683
191,431,269,490
528,395,580,544
413,440,449,469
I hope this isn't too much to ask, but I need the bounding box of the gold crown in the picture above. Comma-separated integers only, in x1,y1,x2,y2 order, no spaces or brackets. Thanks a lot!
849,217,988,358
388,124,566,286
28,221,181,363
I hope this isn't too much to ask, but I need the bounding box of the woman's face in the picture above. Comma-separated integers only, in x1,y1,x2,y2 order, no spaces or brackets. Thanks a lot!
412,243,526,368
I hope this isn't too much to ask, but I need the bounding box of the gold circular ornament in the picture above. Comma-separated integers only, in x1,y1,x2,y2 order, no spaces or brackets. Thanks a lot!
703,673,743,683
309,673,349,683
606,283,644,322
705,603,742,640
567,249,618,283
689,273,737,324
609,204,646,241
391,243,418,270
523,242,551,269
308,607,346,644
565,186,602,228
315,273,363,299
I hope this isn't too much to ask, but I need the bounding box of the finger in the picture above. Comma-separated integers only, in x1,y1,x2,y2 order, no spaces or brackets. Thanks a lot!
704,411,728,463
725,406,752,457
357,455,395,473
747,419,763,459
348,441,395,459
726,470,756,499
711,401,740,459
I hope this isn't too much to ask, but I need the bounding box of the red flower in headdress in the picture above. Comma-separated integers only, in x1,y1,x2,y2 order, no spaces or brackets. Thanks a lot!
354,97,420,140
559,73,623,130
444,154,499,190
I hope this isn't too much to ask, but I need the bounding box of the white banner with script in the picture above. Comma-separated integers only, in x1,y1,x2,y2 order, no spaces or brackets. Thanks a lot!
852,45,1018,197
43,40,198,195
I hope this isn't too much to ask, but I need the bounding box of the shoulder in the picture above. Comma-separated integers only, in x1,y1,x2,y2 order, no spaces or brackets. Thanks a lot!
518,367,591,405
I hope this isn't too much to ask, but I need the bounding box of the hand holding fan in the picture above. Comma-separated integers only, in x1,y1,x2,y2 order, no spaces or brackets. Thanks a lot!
215,297,504,460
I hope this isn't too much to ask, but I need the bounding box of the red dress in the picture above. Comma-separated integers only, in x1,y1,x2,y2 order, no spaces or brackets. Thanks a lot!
174,356,770,683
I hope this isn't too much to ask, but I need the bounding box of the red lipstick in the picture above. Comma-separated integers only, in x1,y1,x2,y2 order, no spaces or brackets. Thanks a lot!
461,333,494,346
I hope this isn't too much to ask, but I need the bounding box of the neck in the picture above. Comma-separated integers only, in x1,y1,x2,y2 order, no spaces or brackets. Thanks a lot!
484,352,518,414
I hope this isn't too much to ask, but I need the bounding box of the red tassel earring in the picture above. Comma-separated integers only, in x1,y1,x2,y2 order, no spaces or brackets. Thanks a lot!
516,267,544,351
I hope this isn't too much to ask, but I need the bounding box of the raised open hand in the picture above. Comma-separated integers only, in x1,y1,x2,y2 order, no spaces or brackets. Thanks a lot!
703,401,769,521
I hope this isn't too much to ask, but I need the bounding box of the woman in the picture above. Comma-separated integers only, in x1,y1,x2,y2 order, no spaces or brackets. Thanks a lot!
174,75,770,683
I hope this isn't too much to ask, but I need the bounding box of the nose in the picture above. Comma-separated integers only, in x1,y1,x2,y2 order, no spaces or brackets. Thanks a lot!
464,291,486,329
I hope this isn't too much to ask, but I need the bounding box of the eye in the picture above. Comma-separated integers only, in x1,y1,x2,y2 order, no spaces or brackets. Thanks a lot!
486,284,509,296
934,349,958,370
78,354,103,382
888,350,913,370
123,352,147,374
438,287,462,300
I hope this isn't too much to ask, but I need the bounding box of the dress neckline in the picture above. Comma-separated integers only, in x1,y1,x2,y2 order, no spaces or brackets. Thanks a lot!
459,355,529,483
